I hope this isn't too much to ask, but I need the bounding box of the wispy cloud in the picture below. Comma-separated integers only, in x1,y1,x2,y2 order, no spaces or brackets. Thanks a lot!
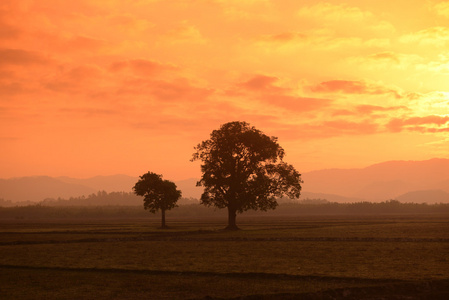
0,48,49,66
400,27,449,47
332,105,408,117
235,74,333,114
165,21,206,44
387,115,449,132
109,59,177,75
240,74,281,90
309,80,402,98
297,3,373,22
433,2,449,18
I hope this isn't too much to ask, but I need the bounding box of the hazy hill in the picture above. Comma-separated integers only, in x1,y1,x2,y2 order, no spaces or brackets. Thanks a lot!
0,176,96,202
396,190,449,203
0,175,202,203
1,158,448,203
302,158,449,202
175,178,203,199
58,174,137,193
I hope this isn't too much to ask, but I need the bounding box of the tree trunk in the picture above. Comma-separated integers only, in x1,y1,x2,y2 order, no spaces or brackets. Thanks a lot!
225,206,239,230
160,208,168,229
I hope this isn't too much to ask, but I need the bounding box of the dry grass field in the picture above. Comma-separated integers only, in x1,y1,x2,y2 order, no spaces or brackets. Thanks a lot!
1,215,449,299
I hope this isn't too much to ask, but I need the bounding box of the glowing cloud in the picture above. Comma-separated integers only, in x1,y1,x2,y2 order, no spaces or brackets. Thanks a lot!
434,2,449,18
400,27,449,47
297,2,372,22
310,80,402,98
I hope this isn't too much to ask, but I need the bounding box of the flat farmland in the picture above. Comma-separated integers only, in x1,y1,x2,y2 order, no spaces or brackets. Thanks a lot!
1,215,449,299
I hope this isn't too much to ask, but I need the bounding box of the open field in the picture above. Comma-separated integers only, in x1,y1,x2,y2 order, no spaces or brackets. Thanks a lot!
1,215,449,299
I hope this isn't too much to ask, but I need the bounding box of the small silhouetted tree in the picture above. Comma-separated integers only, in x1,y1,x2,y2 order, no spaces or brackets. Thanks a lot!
133,172,181,229
192,121,303,230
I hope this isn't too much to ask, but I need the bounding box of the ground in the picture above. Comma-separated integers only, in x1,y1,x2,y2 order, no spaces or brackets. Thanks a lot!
0,215,448,299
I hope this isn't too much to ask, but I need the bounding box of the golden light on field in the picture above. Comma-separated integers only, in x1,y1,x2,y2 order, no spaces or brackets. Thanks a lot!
0,0,448,179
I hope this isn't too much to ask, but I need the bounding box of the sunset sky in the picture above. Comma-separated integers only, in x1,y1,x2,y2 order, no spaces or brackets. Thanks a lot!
1,0,449,180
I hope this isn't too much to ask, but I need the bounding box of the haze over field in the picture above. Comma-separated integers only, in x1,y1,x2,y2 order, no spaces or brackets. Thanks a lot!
1,1,448,182
1,159,449,204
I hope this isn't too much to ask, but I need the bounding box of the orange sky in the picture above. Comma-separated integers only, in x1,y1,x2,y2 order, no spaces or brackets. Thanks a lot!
1,0,449,180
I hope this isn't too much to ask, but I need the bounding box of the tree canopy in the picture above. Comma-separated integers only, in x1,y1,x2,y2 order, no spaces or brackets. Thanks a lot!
133,172,181,228
192,121,303,230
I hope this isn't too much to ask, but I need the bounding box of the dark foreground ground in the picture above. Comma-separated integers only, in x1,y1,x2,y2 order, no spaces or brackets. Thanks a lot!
1,215,448,299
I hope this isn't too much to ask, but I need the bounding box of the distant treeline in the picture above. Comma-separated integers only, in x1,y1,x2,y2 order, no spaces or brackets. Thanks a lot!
1,198,448,220
277,200,449,215
0,191,199,207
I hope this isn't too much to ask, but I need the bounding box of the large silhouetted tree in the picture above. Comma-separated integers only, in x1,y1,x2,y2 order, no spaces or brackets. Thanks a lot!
192,121,303,230
133,172,181,229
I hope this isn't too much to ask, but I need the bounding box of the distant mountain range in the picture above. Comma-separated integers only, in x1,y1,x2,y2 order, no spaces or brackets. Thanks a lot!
1,158,448,203
301,158,449,203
